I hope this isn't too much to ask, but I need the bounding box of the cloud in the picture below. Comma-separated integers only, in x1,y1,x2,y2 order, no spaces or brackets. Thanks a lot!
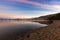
0,0,60,18
49,1,60,5
9,0,46,6
1,0,60,12
31,11,58,16
0,4,19,11
9,0,60,11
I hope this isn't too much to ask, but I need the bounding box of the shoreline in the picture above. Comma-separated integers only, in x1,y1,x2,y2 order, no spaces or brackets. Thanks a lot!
17,20,60,40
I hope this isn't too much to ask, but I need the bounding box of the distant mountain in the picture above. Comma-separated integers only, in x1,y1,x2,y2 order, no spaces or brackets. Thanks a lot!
33,13,60,20
47,13,60,20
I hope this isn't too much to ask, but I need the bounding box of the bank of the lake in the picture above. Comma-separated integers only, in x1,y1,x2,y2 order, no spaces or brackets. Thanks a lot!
18,20,60,40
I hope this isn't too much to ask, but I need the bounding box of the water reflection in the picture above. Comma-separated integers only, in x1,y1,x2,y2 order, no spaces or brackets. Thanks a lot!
0,20,48,40
0,20,48,34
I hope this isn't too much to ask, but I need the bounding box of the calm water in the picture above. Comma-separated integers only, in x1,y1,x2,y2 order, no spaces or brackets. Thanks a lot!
0,20,47,40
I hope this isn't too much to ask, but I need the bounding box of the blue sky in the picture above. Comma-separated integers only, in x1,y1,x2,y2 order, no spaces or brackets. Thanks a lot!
0,0,60,18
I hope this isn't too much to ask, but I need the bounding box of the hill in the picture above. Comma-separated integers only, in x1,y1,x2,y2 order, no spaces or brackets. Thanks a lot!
38,13,60,20
32,13,60,20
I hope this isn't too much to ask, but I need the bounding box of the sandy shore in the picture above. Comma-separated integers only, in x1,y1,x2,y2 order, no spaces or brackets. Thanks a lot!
18,20,60,40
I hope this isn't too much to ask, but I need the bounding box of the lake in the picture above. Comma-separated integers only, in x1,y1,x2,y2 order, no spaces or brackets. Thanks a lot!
0,20,47,40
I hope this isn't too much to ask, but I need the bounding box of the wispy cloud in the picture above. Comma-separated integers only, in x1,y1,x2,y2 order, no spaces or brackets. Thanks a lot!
9,0,60,11
0,0,60,18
